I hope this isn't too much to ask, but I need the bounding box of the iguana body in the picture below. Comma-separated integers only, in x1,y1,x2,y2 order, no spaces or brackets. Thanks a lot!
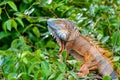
47,18,118,80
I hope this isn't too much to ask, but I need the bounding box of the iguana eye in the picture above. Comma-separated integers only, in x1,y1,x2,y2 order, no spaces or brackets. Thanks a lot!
54,20,62,24
54,20,66,27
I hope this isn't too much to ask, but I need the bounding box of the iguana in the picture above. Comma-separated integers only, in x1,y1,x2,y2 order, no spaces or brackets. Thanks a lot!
47,18,119,80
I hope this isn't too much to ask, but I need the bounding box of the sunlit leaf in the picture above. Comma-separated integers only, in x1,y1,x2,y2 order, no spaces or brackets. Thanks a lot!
22,58,28,64
69,71,79,80
0,1,7,6
12,19,17,30
28,61,40,74
62,50,67,62
6,19,12,31
113,56,120,61
56,62,66,72
3,19,12,31
111,31,120,46
32,27,40,38
97,34,103,40
7,1,18,11
15,17,24,27
56,73,64,80
101,36,109,43
7,73,17,80
41,61,51,77
115,47,120,52
46,41,56,48
24,8,35,15
103,76,111,80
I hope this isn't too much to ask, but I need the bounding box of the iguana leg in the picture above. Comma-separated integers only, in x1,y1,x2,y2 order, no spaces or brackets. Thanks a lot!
88,62,98,70
77,53,98,77
69,50,85,62
77,64,89,77
77,62,98,77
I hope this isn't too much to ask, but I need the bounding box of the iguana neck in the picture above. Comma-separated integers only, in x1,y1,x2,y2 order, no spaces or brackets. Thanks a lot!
65,34,90,56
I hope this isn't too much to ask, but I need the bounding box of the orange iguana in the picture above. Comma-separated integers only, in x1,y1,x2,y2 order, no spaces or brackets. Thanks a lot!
47,18,119,80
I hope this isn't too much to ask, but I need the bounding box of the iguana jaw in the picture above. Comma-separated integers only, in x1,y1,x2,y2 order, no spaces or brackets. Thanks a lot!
47,18,67,54
47,18,69,41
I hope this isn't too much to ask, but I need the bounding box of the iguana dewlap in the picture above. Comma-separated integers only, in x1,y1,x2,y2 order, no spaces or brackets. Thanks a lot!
47,18,118,80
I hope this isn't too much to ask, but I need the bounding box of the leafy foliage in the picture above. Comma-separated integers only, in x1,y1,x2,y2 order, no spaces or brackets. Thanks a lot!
0,0,120,80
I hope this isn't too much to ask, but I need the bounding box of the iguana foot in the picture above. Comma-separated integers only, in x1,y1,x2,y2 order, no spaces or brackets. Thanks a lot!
76,62,98,77
77,64,89,77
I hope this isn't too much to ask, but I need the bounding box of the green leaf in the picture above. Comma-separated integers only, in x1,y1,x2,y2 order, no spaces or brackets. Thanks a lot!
26,17,45,23
75,61,82,71
34,69,40,80
69,71,79,80
14,12,24,17
28,61,40,74
22,58,28,64
46,41,56,48
41,61,51,77
32,27,40,38
48,71,62,80
7,73,17,80
101,36,109,43
113,56,120,61
56,73,64,80
0,1,7,6
6,19,12,31
48,72,57,80
62,50,67,62
21,51,30,59
111,31,120,46
2,22,7,32
0,31,10,40
7,1,18,11
56,62,66,72
3,19,12,31
22,24,33,33
0,8,2,15
15,17,24,27
12,19,17,30
103,76,111,80
115,47,120,52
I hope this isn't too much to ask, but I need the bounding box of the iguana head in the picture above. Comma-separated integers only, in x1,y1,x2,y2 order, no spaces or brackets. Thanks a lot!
47,18,79,42
47,18,79,54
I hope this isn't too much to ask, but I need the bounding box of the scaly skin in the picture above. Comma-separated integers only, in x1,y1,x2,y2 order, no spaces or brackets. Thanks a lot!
47,18,118,80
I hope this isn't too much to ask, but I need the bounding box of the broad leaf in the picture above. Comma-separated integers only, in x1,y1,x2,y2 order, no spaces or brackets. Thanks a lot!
7,1,18,11
12,19,17,30
15,17,24,27
3,19,12,31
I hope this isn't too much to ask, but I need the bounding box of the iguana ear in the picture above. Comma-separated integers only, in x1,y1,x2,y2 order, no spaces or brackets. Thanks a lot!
57,30,68,41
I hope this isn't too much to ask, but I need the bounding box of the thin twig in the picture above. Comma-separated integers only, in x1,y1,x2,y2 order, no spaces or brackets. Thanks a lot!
4,4,11,19
112,28,119,54
93,17,103,28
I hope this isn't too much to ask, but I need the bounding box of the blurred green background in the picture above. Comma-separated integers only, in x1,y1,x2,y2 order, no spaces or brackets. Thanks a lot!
0,0,120,80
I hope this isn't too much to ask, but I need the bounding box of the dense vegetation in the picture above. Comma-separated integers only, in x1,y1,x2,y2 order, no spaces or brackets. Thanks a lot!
0,0,120,80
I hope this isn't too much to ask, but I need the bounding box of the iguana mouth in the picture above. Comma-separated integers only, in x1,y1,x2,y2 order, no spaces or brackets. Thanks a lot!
48,25,60,43
48,25,65,54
